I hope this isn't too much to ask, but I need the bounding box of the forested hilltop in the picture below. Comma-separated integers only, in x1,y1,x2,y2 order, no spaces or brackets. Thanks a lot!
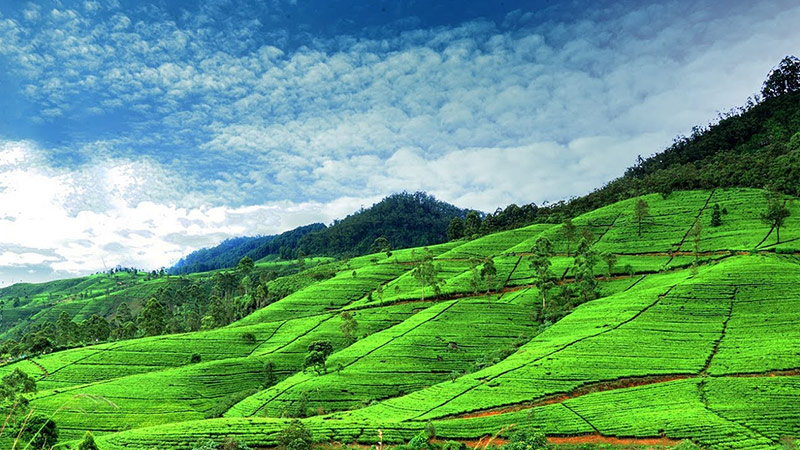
171,192,471,275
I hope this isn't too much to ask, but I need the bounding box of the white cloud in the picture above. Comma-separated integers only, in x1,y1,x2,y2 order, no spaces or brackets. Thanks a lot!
0,140,380,284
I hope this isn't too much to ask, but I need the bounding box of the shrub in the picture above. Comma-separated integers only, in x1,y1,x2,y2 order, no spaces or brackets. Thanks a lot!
190,353,202,363
242,332,256,345
277,419,313,449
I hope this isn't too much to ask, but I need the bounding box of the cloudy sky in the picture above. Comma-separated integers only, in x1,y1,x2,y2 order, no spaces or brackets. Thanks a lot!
1,0,798,285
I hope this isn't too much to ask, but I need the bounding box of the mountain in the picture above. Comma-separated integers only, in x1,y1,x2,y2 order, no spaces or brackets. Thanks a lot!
170,192,471,275
297,191,471,257
169,223,326,275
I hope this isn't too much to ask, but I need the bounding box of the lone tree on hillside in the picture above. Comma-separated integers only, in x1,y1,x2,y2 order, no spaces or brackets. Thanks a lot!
762,55,800,99
529,237,556,310
411,249,441,302
480,258,497,307
339,311,359,345
304,340,334,374
761,190,791,244
633,198,650,237
561,218,578,256
710,203,722,227
370,236,392,255
601,251,618,278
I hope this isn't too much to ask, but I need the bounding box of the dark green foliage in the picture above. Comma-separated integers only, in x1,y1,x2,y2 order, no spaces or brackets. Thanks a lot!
761,189,792,243
480,258,497,296
464,211,482,238
0,368,36,405
446,217,465,241
370,236,392,254
304,340,334,374
78,431,99,450
140,297,167,336
503,430,549,450
529,237,556,310
190,353,202,363
23,414,59,449
762,55,800,99
277,419,313,449
171,223,325,274
711,203,723,227
299,192,469,257
339,311,359,344
241,332,256,345
264,361,277,387
561,218,577,256
633,198,650,236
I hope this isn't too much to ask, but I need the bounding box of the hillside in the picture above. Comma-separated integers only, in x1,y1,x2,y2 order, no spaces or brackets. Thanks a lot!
1,188,798,450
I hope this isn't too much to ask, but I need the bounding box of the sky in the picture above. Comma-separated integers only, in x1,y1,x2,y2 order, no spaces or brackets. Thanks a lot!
0,0,799,285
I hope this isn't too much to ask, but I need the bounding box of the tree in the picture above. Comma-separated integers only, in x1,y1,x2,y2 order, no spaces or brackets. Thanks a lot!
446,217,465,241
339,311,359,344
601,252,617,278
468,258,482,295
561,218,578,256
140,298,167,336
762,55,800,99
573,238,599,303
55,311,74,346
633,198,650,237
85,314,111,342
264,361,277,387
237,256,255,276
463,211,482,238
78,431,100,450
304,340,333,374
760,190,791,244
277,419,313,450
480,258,497,298
370,236,392,255
23,414,59,449
710,203,722,227
411,249,441,302
529,237,556,310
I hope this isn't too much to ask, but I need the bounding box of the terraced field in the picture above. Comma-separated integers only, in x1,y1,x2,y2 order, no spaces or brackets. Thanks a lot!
1,189,798,450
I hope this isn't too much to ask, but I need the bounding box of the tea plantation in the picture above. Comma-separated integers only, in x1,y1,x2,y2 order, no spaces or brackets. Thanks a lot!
1,188,799,450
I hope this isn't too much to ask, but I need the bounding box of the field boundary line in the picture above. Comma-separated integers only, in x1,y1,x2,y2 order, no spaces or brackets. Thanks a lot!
700,287,736,376
666,190,715,266
409,284,679,420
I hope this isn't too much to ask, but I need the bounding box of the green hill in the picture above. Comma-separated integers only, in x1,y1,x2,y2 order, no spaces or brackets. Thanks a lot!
1,187,798,450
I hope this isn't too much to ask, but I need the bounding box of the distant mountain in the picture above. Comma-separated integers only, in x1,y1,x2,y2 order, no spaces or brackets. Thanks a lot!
169,192,470,275
169,223,325,275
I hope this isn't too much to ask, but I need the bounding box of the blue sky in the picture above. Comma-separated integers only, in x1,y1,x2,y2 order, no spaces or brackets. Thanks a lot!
1,0,799,285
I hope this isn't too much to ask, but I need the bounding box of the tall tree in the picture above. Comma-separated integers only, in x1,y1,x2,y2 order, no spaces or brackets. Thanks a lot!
573,239,599,303
561,219,578,256
236,256,255,276
446,217,465,241
760,190,791,244
463,211,482,238
600,252,618,279
529,237,556,310
140,298,167,337
633,198,650,237
411,249,441,302
339,311,359,345
304,340,334,375
480,258,497,307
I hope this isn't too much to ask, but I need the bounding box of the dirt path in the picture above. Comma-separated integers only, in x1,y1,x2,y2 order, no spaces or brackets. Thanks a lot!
548,435,681,447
